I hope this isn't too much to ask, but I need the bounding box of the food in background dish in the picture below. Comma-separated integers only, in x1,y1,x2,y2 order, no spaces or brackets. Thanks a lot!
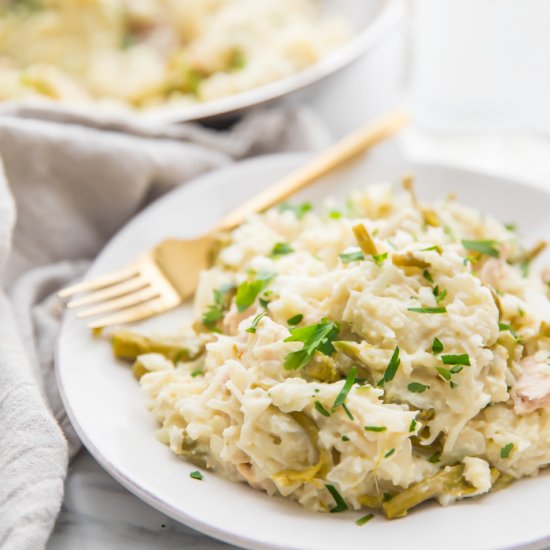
111,178,550,519
0,0,351,109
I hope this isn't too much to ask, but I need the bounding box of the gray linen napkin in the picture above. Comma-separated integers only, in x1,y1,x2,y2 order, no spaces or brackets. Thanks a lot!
0,107,329,550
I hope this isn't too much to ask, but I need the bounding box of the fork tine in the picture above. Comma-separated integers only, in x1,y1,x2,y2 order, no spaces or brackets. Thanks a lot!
58,265,140,298
77,287,160,318
67,276,148,308
87,299,165,329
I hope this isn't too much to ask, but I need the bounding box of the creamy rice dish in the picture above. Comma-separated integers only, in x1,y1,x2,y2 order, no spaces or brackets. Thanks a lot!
112,179,550,519
0,0,350,109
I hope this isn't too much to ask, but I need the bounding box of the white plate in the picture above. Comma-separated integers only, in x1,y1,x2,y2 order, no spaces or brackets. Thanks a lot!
0,0,402,127
56,152,550,550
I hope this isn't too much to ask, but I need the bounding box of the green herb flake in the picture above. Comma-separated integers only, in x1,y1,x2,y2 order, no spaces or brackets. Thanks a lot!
364,426,387,432
428,451,441,464
505,223,517,232
235,271,275,312
408,307,447,314
432,337,443,354
409,418,417,433
355,513,374,526
384,448,396,458
284,319,340,370
422,269,434,283
372,252,388,266
328,210,343,219
420,245,443,254
450,380,458,389
432,285,448,305
190,470,204,481
202,284,235,330
408,382,430,393
462,239,500,258
287,314,304,326
450,365,463,374
500,443,513,459
383,347,400,383
279,202,313,220
383,492,393,502
519,261,530,277
191,368,204,378
436,367,452,381
314,400,331,417
332,366,356,413
271,242,294,257
326,484,349,513
499,322,520,342
342,403,354,421
341,435,350,442
339,249,365,263
441,354,470,366
246,311,267,334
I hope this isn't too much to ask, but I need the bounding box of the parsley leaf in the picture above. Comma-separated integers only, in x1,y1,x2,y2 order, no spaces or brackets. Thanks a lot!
287,314,303,326
432,285,448,305
372,252,388,266
283,319,340,370
462,239,500,258
422,269,434,283
331,366,356,413
408,382,430,393
325,484,348,513
246,311,267,334
382,347,400,384
441,354,470,366
314,401,331,417
364,425,387,432
189,470,204,480
271,242,294,257
436,367,452,381
409,418,417,433
384,448,395,458
500,443,513,459
235,271,275,312
408,307,447,314
432,337,443,354
428,451,441,464
498,322,521,342
339,249,365,263
279,202,313,220
202,284,234,330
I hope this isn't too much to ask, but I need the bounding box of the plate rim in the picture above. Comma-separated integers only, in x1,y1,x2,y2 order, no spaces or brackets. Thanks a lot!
56,153,550,550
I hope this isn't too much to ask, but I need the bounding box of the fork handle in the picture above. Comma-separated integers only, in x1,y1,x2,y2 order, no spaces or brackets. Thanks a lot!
214,109,408,232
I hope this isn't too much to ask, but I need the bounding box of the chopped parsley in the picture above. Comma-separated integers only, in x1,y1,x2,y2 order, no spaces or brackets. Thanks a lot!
278,202,313,219
364,426,387,432
432,285,448,305
341,435,350,442
332,366,356,413
519,261,530,277
383,492,393,502
421,245,443,254
384,448,396,458
409,418,417,433
287,314,304,326
342,403,354,421
462,239,500,258
355,513,374,526
191,368,204,378
436,367,452,381
450,365,463,374
408,382,430,393
422,269,434,283
339,249,365,263
283,319,340,370
246,311,267,333
505,223,517,232
432,337,443,354
372,252,388,266
326,484,348,513
235,271,275,312
428,451,441,464
498,322,520,342
408,307,447,314
271,242,294,257
202,284,234,330
380,347,400,385
314,401,331,417
441,354,470,366
189,470,204,481
500,443,513,459
328,210,343,219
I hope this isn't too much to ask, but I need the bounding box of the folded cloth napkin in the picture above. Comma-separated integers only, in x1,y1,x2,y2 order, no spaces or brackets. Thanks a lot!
0,107,329,550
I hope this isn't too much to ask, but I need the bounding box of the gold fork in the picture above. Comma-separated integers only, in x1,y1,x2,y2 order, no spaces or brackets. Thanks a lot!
59,110,408,328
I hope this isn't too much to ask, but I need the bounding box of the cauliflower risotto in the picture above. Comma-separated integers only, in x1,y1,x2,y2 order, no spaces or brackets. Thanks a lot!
0,0,350,109
111,178,550,519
